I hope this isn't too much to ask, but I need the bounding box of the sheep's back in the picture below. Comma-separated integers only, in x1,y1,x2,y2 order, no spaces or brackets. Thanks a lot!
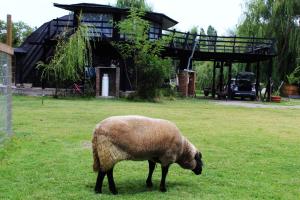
94,116,184,161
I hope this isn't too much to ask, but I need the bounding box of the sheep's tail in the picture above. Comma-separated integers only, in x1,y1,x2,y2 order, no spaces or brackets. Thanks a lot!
92,133,100,172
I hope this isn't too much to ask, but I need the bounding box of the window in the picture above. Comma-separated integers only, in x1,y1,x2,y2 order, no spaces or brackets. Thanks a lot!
82,13,113,38
149,23,161,40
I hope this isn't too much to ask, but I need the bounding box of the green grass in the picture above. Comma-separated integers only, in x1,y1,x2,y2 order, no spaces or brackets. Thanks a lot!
1,96,300,199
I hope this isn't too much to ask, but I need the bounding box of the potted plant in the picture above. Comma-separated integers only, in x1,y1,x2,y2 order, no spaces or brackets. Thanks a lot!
271,90,281,103
203,87,211,97
282,66,300,97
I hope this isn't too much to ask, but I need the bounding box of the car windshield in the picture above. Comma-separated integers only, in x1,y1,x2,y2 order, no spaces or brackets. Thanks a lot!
236,72,255,82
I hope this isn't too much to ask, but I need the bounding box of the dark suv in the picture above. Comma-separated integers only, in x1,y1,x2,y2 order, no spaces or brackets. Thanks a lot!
230,72,256,100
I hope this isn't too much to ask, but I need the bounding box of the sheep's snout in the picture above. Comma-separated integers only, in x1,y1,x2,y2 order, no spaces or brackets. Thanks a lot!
192,152,203,175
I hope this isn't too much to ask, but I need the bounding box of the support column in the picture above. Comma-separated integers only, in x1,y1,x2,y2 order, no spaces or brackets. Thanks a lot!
219,61,224,93
188,72,196,97
115,67,120,97
256,61,260,98
95,67,100,97
267,59,273,102
212,61,216,98
227,62,232,97
245,62,251,72
6,15,12,47
178,71,189,97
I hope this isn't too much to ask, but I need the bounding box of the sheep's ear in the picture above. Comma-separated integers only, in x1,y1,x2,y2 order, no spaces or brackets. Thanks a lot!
194,152,201,161
194,152,199,160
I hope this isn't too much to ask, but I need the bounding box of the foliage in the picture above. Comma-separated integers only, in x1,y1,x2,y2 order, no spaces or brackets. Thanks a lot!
0,19,35,47
116,0,152,11
113,7,171,100
286,65,300,85
207,25,218,49
37,23,92,94
237,0,300,83
1,96,300,199
194,61,213,89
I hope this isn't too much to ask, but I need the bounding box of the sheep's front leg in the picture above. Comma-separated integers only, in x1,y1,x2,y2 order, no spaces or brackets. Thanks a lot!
160,164,170,192
95,171,106,193
146,160,156,187
107,168,118,195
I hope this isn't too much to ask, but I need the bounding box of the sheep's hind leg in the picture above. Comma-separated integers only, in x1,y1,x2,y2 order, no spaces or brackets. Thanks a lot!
95,171,106,193
159,164,170,192
107,168,118,195
146,160,156,188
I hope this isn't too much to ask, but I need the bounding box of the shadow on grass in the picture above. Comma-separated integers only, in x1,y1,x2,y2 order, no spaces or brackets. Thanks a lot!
85,179,190,195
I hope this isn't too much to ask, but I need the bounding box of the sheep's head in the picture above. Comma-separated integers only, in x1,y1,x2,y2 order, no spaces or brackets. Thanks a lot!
192,152,203,175
177,139,203,175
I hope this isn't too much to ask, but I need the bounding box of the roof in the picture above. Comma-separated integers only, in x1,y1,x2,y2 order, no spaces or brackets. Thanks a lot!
53,3,178,29
0,43,14,55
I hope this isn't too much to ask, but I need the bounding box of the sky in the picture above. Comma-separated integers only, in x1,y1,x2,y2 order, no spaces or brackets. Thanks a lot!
0,0,245,35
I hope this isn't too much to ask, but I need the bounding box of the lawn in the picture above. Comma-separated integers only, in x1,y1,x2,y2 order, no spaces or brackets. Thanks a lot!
1,96,300,199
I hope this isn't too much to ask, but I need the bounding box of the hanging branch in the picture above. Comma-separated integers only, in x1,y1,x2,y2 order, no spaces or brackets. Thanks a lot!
37,22,93,96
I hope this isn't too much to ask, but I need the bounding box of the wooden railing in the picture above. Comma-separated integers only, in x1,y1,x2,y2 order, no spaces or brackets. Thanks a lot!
46,18,276,56
162,29,276,55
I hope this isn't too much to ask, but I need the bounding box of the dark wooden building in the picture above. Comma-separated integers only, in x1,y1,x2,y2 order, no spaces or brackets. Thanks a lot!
14,3,177,93
14,3,276,99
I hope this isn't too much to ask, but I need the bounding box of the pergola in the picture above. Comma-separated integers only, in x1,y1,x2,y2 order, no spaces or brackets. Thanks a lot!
162,30,276,101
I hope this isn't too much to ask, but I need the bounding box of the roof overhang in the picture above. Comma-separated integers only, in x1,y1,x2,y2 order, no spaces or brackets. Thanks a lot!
0,43,14,55
53,3,178,29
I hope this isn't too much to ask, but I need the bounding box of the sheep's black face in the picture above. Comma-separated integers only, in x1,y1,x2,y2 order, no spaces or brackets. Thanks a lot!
192,152,203,175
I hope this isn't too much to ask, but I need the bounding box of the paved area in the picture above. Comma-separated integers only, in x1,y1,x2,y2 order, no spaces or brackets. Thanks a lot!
215,100,300,109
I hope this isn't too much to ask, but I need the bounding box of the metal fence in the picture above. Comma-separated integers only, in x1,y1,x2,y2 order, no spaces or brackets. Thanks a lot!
0,49,12,143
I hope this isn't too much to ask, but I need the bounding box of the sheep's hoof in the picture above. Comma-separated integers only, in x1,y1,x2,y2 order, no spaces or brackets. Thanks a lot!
111,190,118,195
146,180,153,188
159,187,167,192
94,189,102,194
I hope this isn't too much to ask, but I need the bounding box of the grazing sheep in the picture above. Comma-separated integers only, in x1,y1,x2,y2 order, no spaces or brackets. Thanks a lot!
92,115,203,194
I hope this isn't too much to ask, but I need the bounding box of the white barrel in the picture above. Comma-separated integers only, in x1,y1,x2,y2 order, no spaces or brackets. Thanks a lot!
101,74,109,97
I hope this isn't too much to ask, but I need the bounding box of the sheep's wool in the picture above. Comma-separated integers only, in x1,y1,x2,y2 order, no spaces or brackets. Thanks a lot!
96,135,129,171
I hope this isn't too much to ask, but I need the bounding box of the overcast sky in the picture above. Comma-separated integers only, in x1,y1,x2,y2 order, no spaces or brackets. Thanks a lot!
0,0,245,35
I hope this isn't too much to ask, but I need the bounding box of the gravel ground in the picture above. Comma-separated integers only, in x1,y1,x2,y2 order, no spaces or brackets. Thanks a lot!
214,100,300,109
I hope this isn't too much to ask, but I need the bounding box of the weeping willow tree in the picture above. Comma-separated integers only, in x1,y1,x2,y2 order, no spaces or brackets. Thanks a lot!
37,23,92,96
237,0,300,84
113,7,171,100
116,0,152,11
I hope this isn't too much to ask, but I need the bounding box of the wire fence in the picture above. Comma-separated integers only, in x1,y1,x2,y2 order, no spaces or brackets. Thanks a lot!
0,50,12,143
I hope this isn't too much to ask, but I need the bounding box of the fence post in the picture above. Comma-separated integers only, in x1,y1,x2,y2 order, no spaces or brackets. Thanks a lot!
6,59,12,135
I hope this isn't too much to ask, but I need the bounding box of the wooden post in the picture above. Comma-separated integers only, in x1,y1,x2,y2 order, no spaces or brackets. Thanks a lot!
6,15,12,47
267,59,273,102
219,61,224,94
115,67,120,97
228,62,232,97
212,61,216,98
73,11,80,28
113,14,121,40
256,61,260,98
245,62,251,71
95,67,100,97
183,32,190,49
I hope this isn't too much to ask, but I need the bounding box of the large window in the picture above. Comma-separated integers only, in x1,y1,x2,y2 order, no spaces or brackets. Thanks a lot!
82,13,113,38
149,23,161,40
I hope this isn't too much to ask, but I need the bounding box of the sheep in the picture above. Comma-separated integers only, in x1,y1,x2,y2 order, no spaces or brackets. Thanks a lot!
92,115,203,194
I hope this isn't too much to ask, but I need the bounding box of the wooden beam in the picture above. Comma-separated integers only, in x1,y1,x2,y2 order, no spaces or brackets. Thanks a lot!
6,15,12,47
183,32,190,49
95,67,100,97
0,43,14,55
256,61,260,98
219,61,224,94
212,61,216,98
267,59,273,102
228,62,232,97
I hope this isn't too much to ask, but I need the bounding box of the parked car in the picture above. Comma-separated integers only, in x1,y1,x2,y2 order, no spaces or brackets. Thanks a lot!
230,72,256,100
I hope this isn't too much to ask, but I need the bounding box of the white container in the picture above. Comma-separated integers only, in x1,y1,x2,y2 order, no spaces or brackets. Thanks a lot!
101,74,109,97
